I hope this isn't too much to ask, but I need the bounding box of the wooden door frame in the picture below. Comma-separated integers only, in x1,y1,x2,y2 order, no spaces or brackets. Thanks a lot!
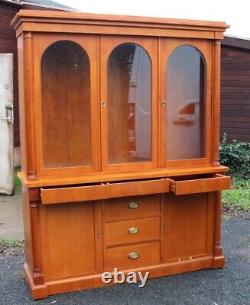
32,33,101,177
100,35,158,173
159,38,213,168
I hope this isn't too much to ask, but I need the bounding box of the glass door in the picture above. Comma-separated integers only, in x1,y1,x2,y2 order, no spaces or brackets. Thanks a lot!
159,38,212,167
33,34,100,177
100,36,158,172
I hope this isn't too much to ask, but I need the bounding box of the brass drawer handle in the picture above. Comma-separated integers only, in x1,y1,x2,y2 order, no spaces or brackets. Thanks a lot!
128,227,139,234
128,202,139,209
128,252,140,259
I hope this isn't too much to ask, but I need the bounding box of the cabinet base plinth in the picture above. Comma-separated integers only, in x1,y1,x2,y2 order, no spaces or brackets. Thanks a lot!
213,255,225,269
25,255,223,300
213,245,225,268
24,264,48,299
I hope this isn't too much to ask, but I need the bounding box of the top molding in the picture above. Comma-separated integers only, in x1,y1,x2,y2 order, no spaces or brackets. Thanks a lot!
12,10,229,40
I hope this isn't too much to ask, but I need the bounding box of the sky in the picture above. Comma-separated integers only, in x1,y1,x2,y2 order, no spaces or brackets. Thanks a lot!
56,0,250,39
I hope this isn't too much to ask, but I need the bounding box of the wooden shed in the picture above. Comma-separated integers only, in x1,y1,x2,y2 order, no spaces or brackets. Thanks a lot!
221,36,250,142
0,0,74,147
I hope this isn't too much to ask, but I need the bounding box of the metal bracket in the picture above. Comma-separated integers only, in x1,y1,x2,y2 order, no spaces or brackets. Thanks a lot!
1,104,14,123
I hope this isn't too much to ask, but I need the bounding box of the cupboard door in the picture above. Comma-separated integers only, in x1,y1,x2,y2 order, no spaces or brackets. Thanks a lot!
100,36,158,172
159,39,212,167
42,202,96,280
33,34,100,177
162,193,213,262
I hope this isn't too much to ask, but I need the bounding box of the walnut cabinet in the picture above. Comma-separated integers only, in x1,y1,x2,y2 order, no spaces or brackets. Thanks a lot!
12,10,230,299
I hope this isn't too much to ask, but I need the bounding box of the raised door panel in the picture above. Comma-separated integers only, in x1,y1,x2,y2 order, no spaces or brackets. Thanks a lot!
100,36,158,172
32,34,100,178
42,202,96,280
159,38,213,168
162,193,213,262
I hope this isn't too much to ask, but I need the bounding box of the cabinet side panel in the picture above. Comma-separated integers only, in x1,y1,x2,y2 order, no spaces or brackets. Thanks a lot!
43,202,96,280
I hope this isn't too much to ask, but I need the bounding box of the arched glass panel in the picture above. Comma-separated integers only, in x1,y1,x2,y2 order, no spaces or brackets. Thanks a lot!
166,45,205,160
41,41,91,168
108,43,152,164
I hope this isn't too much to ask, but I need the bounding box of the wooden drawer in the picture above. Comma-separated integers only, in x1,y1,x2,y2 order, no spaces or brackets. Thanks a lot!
41,179,169,205
104,195,161,222
105,217,160,246
105,241,160,270
169,174,231,195
109,179,169,198
41,184,108,204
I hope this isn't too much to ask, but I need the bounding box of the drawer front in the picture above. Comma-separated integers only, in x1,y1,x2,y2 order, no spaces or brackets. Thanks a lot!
105,217,160,246
109,179,169,198
104,195,161,222
105,241,160,270
170,174,231,195
41,179,169,205
41,184,108,204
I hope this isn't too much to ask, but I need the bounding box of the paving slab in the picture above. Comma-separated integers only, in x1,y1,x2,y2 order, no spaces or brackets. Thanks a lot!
0,193,23,241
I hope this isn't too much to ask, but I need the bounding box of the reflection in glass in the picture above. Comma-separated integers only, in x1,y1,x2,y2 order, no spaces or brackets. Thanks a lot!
166,45,205,160
108,43,152,164
41,41,91,168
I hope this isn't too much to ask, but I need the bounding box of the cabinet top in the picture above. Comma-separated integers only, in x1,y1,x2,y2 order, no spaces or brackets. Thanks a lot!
12,9,228,39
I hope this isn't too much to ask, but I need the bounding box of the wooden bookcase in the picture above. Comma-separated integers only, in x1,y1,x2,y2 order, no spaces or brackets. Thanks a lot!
12,10,230,299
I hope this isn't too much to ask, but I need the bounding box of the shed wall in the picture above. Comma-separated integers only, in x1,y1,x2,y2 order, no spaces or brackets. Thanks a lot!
221,45,250,142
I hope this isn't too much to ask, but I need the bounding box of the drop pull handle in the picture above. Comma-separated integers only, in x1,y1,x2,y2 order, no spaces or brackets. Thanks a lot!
128,202,139,209
128,252,140,259
128,227,139,234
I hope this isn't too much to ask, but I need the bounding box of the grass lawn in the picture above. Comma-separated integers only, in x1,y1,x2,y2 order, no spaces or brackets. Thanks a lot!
223,177,250,212
0,236,23,248
14,166,21,194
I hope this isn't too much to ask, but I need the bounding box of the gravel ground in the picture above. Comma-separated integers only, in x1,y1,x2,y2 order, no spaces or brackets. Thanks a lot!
0,216,249,305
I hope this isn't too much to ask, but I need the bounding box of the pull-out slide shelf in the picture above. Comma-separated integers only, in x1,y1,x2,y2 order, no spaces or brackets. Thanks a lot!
169,174,231,195
40,178,170,204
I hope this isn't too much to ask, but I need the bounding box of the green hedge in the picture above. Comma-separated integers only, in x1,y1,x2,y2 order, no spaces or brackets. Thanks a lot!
219,133,250,179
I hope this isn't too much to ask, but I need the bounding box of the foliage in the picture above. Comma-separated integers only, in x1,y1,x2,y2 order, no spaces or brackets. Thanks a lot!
14,166,21,194
219,133,250,179
222,177,250,212
0,236,23,248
